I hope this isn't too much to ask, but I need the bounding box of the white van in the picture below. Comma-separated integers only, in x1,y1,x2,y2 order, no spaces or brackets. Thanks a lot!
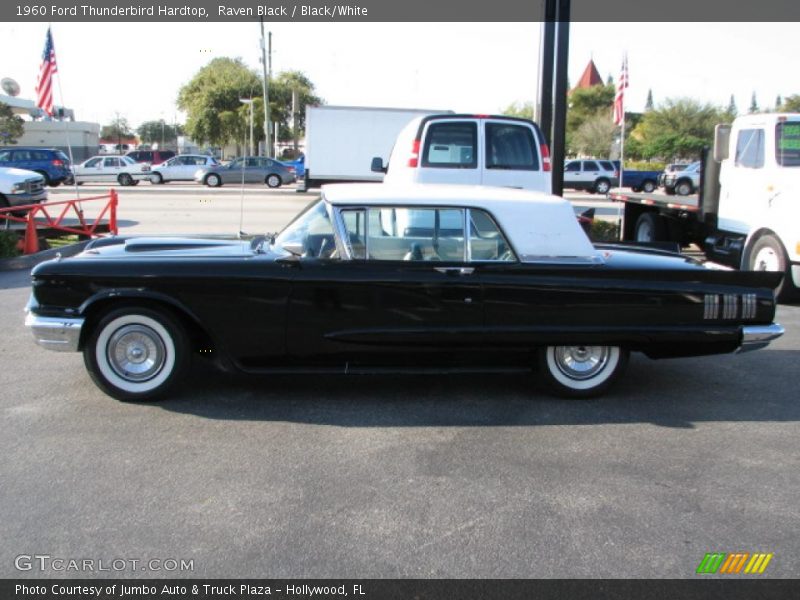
372,114,552,193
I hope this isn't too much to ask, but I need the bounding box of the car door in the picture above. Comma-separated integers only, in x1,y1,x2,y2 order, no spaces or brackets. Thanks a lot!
482,119,550,192
103,157,123,181
563,160,582,189
76,157,103,182
284,204,485,367
581,160,601,190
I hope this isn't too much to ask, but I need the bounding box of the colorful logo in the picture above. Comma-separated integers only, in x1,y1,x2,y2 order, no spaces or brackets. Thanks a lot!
696,552,773,574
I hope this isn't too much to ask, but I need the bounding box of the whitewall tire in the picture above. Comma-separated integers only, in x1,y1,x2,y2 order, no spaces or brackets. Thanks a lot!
540,345,628,398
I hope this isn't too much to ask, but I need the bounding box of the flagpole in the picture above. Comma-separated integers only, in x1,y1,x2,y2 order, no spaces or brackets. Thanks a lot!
49,25,82,204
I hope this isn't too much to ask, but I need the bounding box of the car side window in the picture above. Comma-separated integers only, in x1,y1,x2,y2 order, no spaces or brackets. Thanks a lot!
421,122,477,169
583,160,599,171
85,158,102,168
363,207,465,261
564,161,581,172
14,151,32,161
735,128,765,169
468,209,516,262
485,123,539,170
340,209,367,259
0,150,10,162
599,161,614,171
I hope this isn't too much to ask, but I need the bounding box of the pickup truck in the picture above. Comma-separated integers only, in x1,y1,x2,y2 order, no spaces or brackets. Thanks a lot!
0,166,48,209
610,162,661,193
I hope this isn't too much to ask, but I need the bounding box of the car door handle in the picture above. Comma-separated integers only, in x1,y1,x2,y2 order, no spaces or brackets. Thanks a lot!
434,267,475,276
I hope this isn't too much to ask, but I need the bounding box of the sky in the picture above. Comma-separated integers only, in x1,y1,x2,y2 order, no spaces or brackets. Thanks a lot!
0,21,796,129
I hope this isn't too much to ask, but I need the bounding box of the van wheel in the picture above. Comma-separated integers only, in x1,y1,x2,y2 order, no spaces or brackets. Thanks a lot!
84,306,189,401
539,345,628,398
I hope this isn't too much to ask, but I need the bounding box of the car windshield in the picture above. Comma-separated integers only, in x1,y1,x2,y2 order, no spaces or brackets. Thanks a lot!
273,199,337,258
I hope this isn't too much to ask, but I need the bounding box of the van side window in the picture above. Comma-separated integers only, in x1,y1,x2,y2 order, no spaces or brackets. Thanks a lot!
735,129,765,169
421,122,477,169
486,123,539,171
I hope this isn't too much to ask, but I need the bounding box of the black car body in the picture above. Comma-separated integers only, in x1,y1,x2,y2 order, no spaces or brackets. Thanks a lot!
25,184,783,401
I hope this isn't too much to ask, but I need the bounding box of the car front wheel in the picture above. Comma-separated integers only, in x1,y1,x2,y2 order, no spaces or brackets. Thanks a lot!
84,307,189,401
539,345,628,398
150,172,164,184
266,174,282,188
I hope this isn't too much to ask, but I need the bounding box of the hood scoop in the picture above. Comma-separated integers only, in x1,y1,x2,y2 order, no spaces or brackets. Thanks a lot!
123,238,241,253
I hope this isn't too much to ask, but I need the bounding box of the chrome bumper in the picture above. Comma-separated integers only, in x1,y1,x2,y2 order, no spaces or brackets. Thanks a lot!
738,323,784,353
25,313,84,352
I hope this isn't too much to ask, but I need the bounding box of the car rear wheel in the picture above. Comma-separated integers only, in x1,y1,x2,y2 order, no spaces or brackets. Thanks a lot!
540,345,628,398
266,174,282,188
205,173,222,187
118,173,134,186
150,172,164,184
593,178,611,194
675,179,693,196
84,307,189,401
634,212,666,242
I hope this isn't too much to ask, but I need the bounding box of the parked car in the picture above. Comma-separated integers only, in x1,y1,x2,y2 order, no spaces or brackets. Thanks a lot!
374,114,551,193
663,161,702,196
126,150,175,165
563,159,619,194
149,154,218,184
194,156,296,188
0,147,72,186
72,155,151,186
25,183,783,402
280,153,305,177
0,166,47,209
658,163,688,187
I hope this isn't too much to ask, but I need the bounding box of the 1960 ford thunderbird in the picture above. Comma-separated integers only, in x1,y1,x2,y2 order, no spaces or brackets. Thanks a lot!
25,183,784,401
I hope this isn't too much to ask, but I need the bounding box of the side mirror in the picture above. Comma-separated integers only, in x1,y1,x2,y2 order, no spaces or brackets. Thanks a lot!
371,157,387,174
713,124,731,162
281,241,304,257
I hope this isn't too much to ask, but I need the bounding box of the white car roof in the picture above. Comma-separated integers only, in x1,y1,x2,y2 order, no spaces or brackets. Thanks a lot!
321,183,600,263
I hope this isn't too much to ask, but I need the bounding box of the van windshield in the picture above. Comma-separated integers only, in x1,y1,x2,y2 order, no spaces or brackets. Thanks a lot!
776,122,800,167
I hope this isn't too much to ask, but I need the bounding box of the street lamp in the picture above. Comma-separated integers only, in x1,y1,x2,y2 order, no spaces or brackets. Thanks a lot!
239,98,254,156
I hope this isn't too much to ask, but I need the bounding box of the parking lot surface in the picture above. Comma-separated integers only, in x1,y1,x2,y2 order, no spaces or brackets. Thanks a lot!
1,185,798,578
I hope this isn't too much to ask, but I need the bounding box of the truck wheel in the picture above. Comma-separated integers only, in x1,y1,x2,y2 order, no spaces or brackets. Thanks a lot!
539,345,628,398
675,179,693,196
634,212,666,242
748,234,792,300
84,306,190,401
593,178,611,194
642,180,657,193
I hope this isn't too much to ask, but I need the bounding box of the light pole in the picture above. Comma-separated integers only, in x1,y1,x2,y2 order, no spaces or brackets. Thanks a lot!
259,18,271,157
239,98,254,156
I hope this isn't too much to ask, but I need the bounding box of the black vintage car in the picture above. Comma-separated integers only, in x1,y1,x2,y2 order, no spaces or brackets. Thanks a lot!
25,184,784,401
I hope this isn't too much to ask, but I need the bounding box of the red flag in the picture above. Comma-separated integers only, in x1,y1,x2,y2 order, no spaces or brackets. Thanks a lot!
35,28,58,116
612,54,628,126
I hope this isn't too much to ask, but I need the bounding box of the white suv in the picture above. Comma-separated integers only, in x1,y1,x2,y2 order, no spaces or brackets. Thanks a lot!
563,159,619,194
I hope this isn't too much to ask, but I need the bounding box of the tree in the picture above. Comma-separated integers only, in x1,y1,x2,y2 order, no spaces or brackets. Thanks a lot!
502,101,534,120
749,91,759,114
629,98,731,160
645,89,654,112
101,116,133,140
0,102,24,145
726,94,737,118
775,94,783,110
178,57,262,148
137,120,181,146
269,70,323,144
572,113,617,158
780,94,800,112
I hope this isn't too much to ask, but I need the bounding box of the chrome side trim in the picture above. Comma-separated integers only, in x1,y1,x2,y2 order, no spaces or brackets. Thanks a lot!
25,313,84,352
737,323,784,353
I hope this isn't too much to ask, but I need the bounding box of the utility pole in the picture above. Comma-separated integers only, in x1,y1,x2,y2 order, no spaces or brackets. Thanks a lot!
259,18,271,157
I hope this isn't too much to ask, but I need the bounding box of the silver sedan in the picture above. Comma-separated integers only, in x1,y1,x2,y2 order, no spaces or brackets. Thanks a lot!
194,157,296,188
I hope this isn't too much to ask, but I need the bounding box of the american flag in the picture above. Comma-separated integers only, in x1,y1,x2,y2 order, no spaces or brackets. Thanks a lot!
612,54,628,126
35,28,58,116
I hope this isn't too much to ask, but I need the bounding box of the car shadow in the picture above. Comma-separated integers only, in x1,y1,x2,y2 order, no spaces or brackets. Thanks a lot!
149,349,800,429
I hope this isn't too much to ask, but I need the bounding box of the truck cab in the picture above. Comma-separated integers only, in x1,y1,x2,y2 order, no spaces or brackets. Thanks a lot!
711,113,800,296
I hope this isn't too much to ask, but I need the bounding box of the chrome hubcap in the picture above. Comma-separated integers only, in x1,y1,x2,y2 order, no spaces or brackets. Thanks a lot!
553,346,610,380
754,248,779,272
107,324,166,382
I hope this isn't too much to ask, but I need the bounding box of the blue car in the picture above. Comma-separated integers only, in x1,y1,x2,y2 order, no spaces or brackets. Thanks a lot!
0,146,72,186
280,153,305,177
